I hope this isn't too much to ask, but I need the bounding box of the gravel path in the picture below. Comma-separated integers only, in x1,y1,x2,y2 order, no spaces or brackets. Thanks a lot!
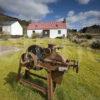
0,46,20,56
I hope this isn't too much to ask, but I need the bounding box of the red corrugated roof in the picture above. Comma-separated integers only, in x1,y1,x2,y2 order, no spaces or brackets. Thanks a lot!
27,21,66,30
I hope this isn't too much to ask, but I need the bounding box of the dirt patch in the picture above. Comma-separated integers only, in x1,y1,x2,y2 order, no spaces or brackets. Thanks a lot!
0,46,20,56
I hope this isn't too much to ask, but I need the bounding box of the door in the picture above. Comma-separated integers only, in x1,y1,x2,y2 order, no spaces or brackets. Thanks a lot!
43,30,50,37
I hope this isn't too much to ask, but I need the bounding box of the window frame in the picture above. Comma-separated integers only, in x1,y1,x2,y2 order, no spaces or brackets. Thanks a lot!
58,30,61,34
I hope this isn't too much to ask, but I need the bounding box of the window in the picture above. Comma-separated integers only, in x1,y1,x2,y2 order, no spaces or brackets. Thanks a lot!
58,30,61,34
0,27,2,32
33,31,35,33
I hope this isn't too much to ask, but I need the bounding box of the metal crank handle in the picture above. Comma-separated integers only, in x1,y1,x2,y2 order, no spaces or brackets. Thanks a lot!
68,61,79,73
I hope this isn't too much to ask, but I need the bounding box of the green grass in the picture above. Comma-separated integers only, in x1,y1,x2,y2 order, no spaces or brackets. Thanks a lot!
0,38,100,100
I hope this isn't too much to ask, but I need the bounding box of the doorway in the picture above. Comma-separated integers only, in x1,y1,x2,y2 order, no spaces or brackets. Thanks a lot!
42,30,50,37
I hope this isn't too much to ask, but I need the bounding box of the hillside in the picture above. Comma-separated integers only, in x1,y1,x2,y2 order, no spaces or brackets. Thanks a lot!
0,13,19,21
80,25,100,34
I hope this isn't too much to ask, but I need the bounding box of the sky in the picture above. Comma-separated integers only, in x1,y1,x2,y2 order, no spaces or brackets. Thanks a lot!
0,0,100,30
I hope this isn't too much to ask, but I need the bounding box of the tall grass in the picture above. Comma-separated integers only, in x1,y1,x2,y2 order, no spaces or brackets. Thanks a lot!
0,38,100,100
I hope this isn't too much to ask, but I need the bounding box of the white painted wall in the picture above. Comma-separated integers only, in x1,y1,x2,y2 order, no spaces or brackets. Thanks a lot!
2,21,23,36
50,29,67,38
27,29,67,38
27,30,33,38
35,30,43,34
11,21,23,35
2,26,11,34
27,29,42,38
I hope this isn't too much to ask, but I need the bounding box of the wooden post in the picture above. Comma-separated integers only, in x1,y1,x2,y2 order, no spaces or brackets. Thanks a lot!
24,69,30,79
17,63,22,81
47,71,53,100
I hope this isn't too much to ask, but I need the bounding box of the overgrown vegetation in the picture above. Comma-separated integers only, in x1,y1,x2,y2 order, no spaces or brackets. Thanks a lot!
90,39,100,49
31,33,42,39
68,32,100,49
0,38,100,100
0,34,11,40
85,34,92,39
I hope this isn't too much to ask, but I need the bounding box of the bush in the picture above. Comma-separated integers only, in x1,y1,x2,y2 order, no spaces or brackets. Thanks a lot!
0,34,11,40
11,35,23,38
85,34,92,39
90,39,100,49
56,37,63,39
80,41,89,47
31,33,42,38
72,36,83,44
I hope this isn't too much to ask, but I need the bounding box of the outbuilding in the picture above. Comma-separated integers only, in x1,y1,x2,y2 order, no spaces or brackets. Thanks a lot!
0,21,23,36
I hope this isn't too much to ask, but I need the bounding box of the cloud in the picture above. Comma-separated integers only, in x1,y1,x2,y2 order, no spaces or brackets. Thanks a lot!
0,7,5,14
0,0,57,21
76,0,90,4
67,11,75,17
66,10,100,30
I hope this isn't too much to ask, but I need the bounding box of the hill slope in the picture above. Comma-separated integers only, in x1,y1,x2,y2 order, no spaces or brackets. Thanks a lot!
0,13,19,21
80,25,100,34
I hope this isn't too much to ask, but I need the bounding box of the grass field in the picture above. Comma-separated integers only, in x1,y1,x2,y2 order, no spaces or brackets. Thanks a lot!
0,38,100,100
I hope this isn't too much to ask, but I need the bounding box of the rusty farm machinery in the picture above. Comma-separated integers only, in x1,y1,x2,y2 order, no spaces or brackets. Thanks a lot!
17,44,79,100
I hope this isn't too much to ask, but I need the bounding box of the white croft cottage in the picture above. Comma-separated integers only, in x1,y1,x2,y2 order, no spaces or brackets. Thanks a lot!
0,21,23,36
27,20,67,38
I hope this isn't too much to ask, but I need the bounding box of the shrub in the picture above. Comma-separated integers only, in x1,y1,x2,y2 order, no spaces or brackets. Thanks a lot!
56,37,63,39
31,33,42,38
0,34,11,40
85,34,92,39
80,41,89,47
90,39,100,49
72,36,82,44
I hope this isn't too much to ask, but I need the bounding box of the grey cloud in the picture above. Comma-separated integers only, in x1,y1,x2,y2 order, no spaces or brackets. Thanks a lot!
66,10,100,29
0,0,57,21
76,0,90,4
